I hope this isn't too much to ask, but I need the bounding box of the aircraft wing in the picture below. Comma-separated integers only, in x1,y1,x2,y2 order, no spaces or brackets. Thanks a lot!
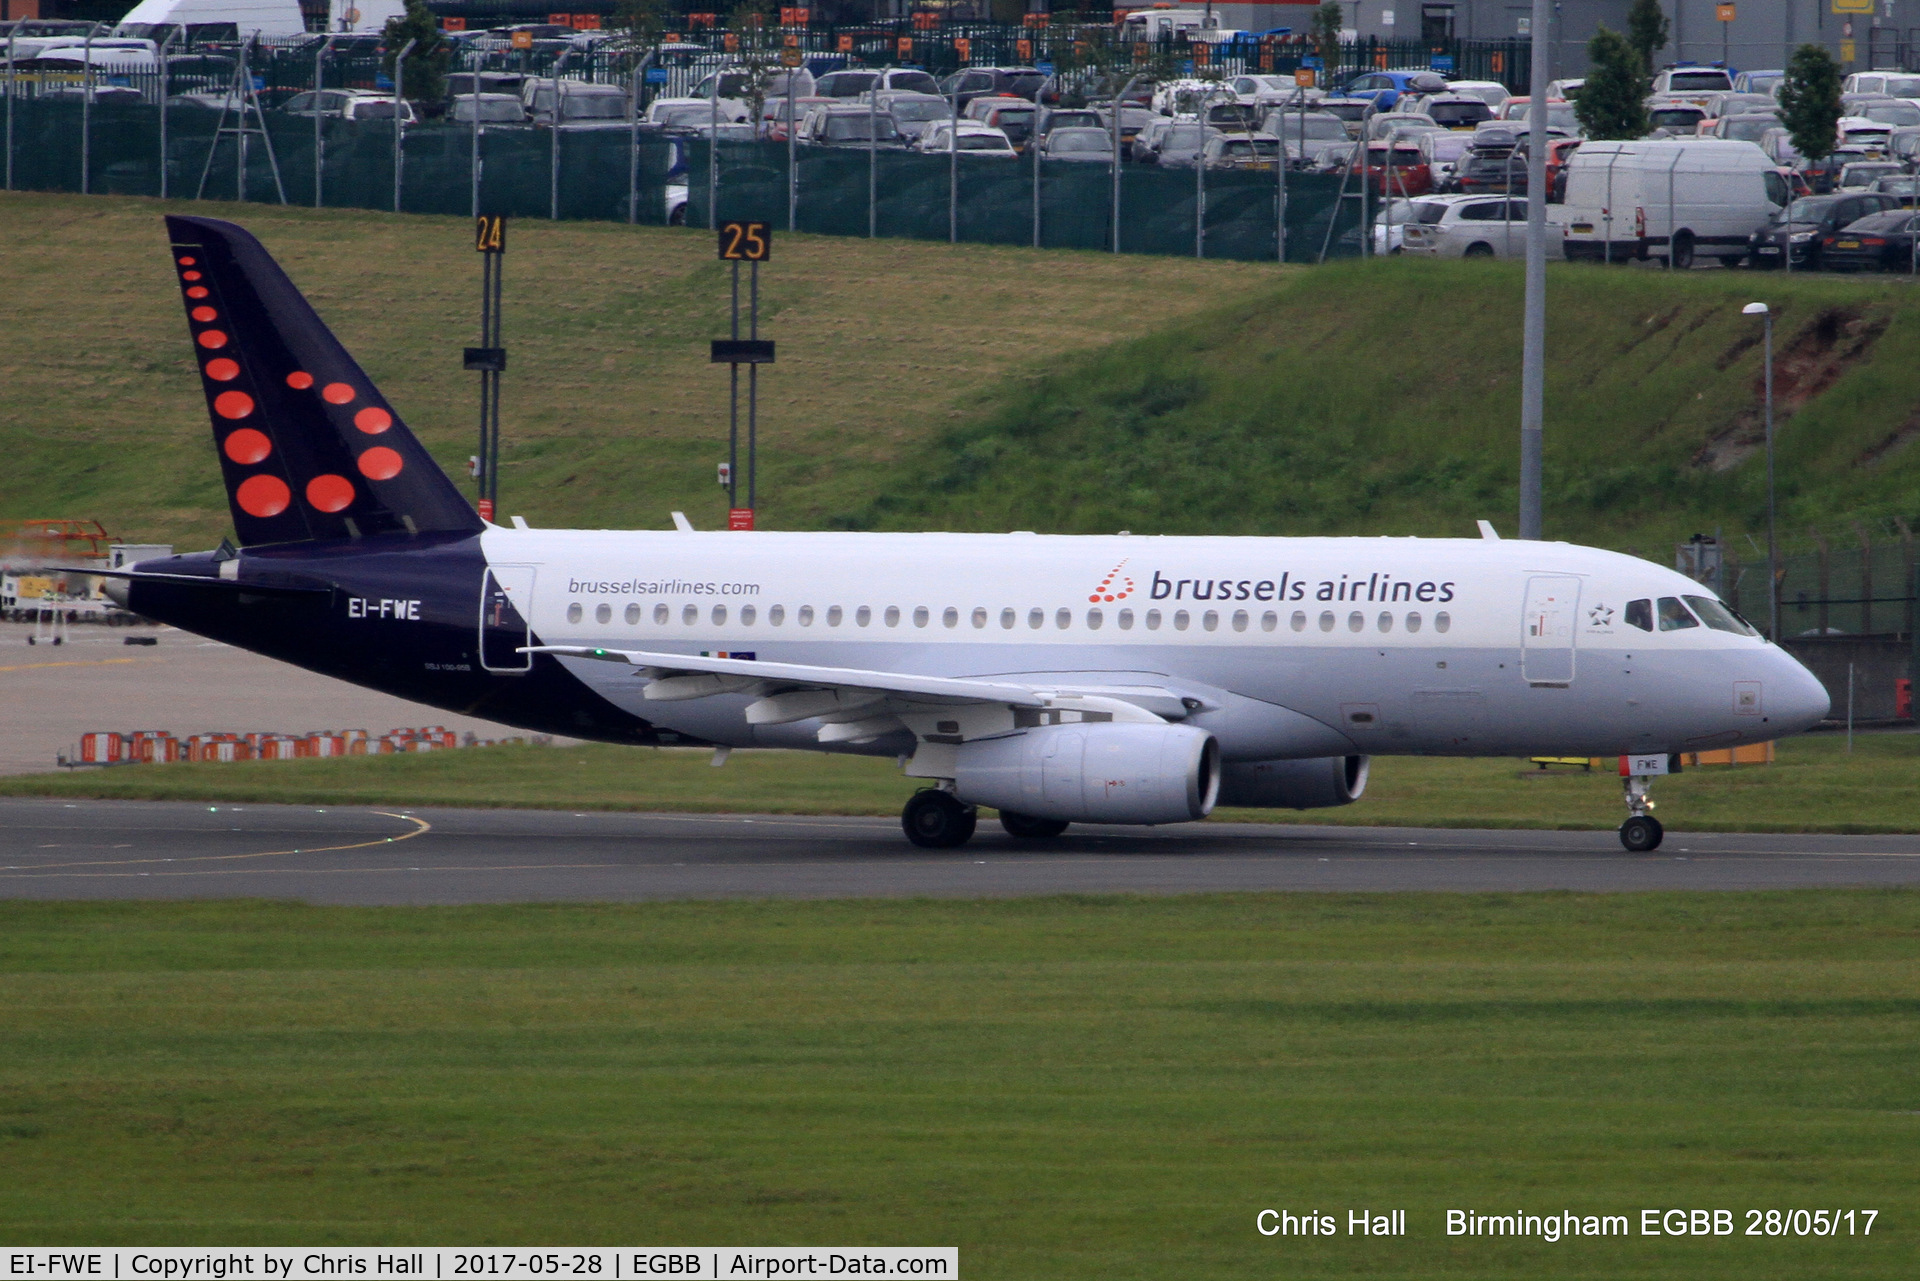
524,645,1168,745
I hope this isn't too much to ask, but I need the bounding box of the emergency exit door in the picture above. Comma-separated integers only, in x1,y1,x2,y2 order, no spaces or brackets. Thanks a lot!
479,564,536,672
1521,575,1580,684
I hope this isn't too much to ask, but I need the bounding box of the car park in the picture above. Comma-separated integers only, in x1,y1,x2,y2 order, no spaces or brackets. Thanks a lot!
1708,111,1781,143
1494,97,1577,133
1748,191,1905,267
1033,107,1103,143
968,97,1037,149
1819,209,1920,269
761,96,832,141
915,121,1019,157
1417,130,1474,190
1340,69,1446,111
1148,121,1216,169
1842,70,1920,104
1316,97,1374,137
1645,99,1708,136
446,71,527,101
938,66,1045,106
1839,94,1920,127
1399,194,1565,258
816,66,941,99
1095,103,1157,150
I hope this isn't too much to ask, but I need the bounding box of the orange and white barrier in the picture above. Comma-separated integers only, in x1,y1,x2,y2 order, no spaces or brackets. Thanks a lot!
78,732,126,764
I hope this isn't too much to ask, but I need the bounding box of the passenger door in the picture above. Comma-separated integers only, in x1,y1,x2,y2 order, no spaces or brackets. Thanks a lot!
1521,575,1581,684
479,565,537,673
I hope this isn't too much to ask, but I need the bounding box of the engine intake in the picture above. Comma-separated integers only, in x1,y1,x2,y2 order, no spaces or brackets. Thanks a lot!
1216,755,1370,810
954,722,1220,825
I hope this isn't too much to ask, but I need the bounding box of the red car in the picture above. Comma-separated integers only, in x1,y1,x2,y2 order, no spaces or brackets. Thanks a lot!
1364,141,1432,196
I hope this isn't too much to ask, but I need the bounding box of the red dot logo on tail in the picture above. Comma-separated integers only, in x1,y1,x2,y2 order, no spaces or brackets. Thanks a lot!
213,391,254,419
286,371,313,390
235,474,289,518
354,407,392,434
1086,558,1135,604
306,474,354,513
204,358,239,382
223,429,271,465
357,447,403,480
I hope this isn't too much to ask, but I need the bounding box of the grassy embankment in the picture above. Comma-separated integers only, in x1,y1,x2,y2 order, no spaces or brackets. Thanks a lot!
6,192,1920,554
0,892,1914,1274
4,732,1917,832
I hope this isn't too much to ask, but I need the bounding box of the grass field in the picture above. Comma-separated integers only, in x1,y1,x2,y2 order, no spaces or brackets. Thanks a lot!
3,732,1916,833
0,891,1913,1275
0,191,1270,548
7,192,1920,556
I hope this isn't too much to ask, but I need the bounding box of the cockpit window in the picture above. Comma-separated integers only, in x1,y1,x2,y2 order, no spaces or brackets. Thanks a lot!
1684,595,1759,636
1624,599,1653,631
1656,596,1700,631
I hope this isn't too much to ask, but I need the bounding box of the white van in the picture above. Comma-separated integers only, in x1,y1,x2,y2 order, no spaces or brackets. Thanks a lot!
1560,139,1787,266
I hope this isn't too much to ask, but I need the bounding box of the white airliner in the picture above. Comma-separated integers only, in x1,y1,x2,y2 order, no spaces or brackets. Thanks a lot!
107,216,1832,854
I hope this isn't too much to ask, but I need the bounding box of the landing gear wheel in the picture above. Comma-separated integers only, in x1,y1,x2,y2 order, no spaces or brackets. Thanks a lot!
902,790,976,849
1619,815,1664,852
999,811,1070,839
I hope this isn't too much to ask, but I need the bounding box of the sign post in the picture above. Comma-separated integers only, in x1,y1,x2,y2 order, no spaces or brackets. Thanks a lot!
465,215,508,522
712,222,775,530
1717,3,1734,68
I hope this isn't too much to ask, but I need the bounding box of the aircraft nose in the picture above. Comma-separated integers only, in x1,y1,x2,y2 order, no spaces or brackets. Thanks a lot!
1771,647,1832,733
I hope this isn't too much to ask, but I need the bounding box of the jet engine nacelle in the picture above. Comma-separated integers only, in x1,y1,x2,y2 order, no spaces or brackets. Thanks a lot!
1216,755,1370,809
954,722,1220,825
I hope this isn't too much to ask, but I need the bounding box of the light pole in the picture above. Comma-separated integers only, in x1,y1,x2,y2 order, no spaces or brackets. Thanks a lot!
1110,74,1141,254
1031,71,1055,248
1743,301,1779,641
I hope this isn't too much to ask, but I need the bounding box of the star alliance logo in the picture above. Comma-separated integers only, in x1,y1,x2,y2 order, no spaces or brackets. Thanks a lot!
1588,604,1615,628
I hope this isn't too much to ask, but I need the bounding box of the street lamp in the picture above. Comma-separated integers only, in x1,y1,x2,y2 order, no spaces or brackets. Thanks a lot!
1743,301,1779,642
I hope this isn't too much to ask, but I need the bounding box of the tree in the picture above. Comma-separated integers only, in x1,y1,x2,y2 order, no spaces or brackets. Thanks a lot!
1573,26,1649,141
1310,2,1342,74
1779,42,1842,163
1625,0,1669,77
382,0,449,105
612,0,670,44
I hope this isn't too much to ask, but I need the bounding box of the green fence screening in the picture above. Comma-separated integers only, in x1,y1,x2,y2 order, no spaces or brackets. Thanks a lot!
5,99,1362,261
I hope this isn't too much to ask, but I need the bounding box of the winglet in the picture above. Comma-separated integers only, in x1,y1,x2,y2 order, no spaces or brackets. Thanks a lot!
1477,520,1500,541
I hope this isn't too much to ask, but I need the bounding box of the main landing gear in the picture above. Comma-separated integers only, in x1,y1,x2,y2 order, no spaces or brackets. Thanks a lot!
902,788,976,848
1619,773,1665,852
900,791,1074,848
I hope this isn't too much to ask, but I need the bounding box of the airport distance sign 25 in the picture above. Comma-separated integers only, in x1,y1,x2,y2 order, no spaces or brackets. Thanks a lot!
717,220,771,262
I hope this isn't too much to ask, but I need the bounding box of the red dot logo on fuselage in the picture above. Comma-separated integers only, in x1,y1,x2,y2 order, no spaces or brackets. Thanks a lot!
1087,559,1135,604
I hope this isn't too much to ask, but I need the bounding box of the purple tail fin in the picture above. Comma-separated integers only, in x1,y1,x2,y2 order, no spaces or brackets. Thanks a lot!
165,215,484,547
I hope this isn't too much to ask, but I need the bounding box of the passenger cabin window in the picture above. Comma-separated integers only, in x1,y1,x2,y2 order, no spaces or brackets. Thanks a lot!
1656,596,1700,631
1625,599,1653,631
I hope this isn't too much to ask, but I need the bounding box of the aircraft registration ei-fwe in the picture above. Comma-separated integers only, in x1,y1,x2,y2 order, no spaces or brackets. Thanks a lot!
98,216,1831,853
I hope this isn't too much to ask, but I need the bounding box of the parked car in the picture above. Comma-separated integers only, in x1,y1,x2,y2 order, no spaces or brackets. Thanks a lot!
1494,97,1577,134
279,89,417,124
1838,160,1904,189
1648,65,1735,103
1339,69,1446,111
1645,99,1708,136
1094,104,1157,150
446,93,527,127
970,98,1037,149
1835,117,1895,156
1040,126,1114,162
1748,191,1905,268
1372,197,1449,252
1563,139,1785,265
1870,174,1920,203
1316,97,1375,137
1202,134,1283,171
817,67,940,99
915,121,1018,157
1033,107,1102,142
760,95,832,141
1364,139,1432,195
692,66,813,104
1444,79,1511,108
1841,70,1920,104
1261,109,1352,165
1399,92,1493,130
799,104,903,147
938,66,1045,106
1733,69,1785,95
446,71,527,102
1364,111,1443,141
1399,194,1566,258
1418,130,1474,190
1457,150,1528,194
525,82,629,130
1818,209,1920,269
1149,121,1216,169
871,91,953,142
1708,111,1781,144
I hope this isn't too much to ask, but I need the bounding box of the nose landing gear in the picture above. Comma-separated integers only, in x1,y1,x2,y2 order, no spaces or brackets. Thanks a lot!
1619,773,1665,852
